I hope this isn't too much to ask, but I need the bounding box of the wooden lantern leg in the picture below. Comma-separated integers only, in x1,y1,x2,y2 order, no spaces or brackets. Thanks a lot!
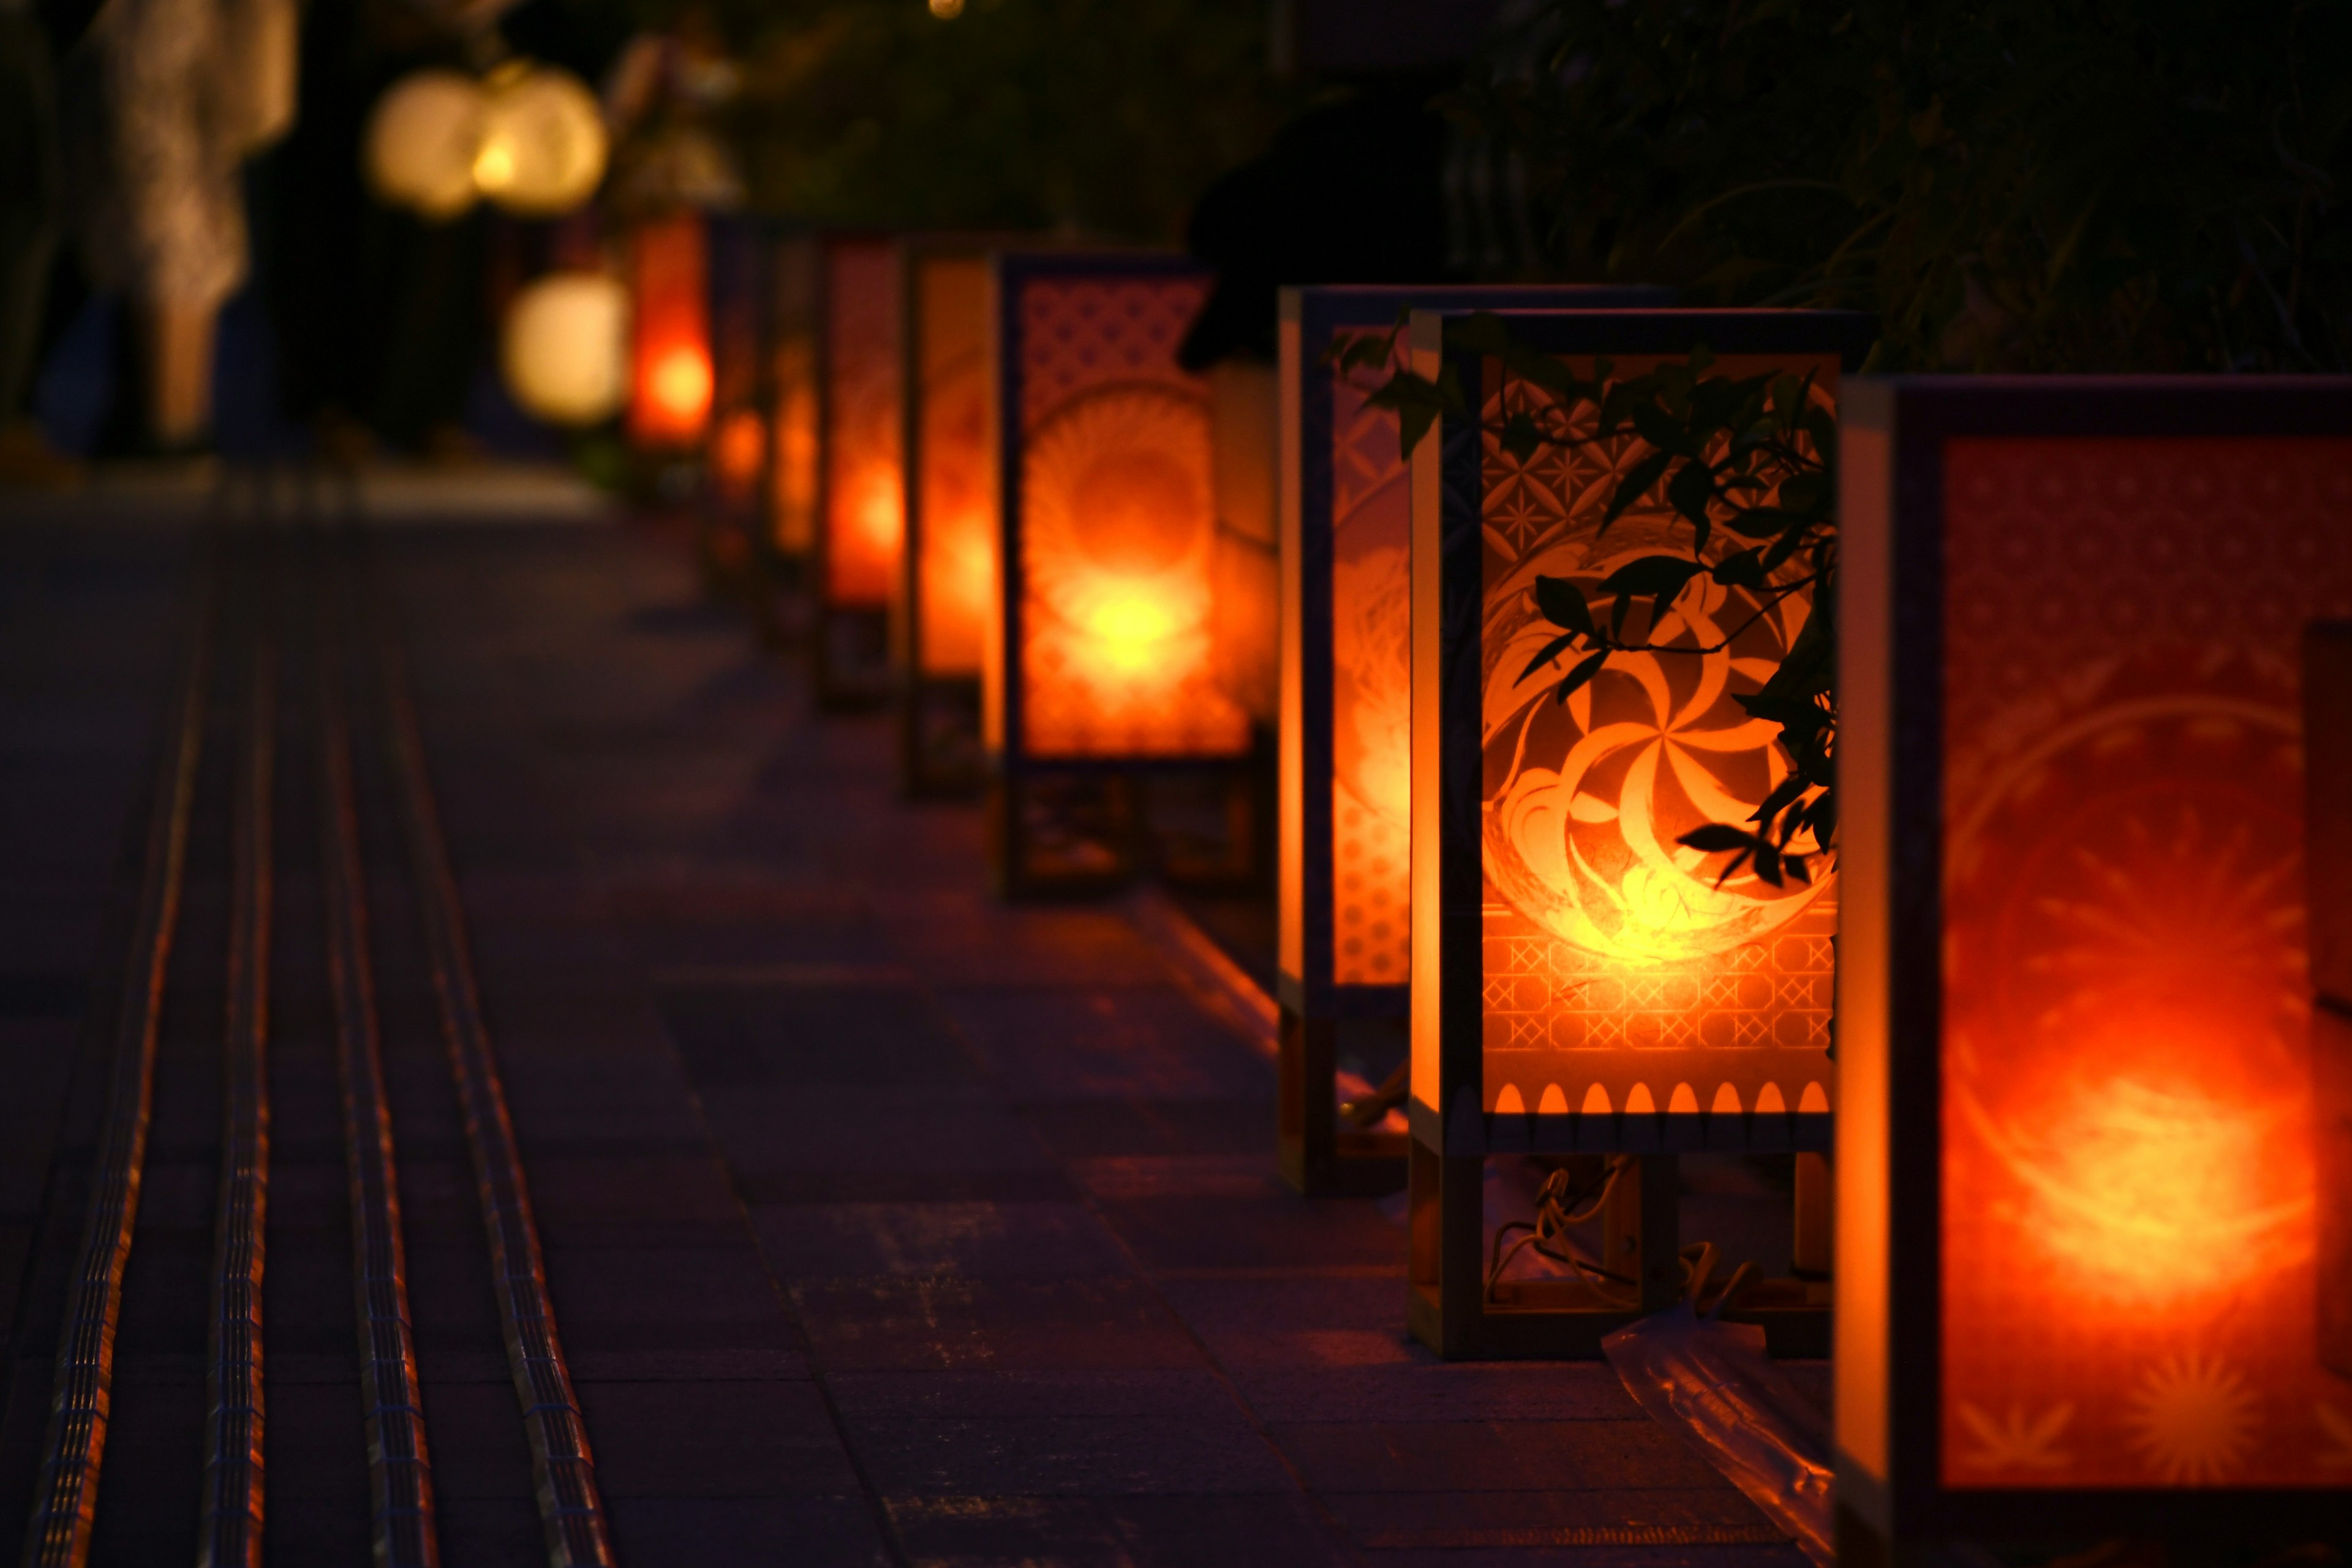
1407,1140,1485,1359
1278,1009,1404,1197
1793,1150,1833,1278
1602,1155,1682,1313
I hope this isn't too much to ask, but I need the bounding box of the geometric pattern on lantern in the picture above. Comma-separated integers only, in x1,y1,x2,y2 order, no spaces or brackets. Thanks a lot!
1476,358,1838,1134
1330,354,1412,986
1013,273,1246,760
824,239,904,606
1939,435,2352,1491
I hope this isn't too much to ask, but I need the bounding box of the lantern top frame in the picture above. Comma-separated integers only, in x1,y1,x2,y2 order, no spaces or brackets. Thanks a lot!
1834,373,2352,1548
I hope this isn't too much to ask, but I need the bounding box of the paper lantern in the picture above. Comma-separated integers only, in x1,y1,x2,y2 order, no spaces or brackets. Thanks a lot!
1406,308,1874,1359
1274,285,1673,1197
364,69,487,221
500,271,629,426
1835,378,2352,1551
473,64,608,217
699,214,769,587
766,233,822,564
1209,360,1280,727
986,252,1249,895
628,214,710,450
900,241,998,795
815,234,905,707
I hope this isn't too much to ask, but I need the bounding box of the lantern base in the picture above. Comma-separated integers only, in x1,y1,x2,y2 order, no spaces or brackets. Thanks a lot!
1138,761,1267,894
989,771,1142,900
815,605,892,709
2321,1003,2352,1378
1278,1009,1408,1197
902,674,984,799
1408,1145,1830,1359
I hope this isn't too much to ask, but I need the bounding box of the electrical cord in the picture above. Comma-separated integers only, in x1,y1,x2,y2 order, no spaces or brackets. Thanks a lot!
1485,1157,1638,1300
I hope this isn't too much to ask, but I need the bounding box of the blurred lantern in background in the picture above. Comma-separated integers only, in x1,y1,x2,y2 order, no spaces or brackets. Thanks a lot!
1837,378,2352,1553
365,69,489,220
628,214,711,449
987,252,1254,897
366,61,606,222
1272,284,1673,1200
1407,308,1873,1360
700,214,769,590
900,239,999,797
500,271,630,424
473,63,609,217
814,233,905,707
1208,360,1280,731
766,233,822,568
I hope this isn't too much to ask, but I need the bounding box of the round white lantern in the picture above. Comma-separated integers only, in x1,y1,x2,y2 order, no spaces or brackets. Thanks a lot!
474,66,608,217
364,69,490,221
501,272,630,426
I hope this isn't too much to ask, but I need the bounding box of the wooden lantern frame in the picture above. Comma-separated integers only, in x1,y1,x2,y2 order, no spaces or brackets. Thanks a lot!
1834,376,2352,1556
813,230,906,709
1407,307,1874,1360
1275,284,1675,1197
759,227,822,620
986,250,1256,899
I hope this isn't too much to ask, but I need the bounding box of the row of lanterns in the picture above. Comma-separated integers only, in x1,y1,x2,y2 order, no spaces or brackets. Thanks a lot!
513,212,2352,1551
366,61,609,221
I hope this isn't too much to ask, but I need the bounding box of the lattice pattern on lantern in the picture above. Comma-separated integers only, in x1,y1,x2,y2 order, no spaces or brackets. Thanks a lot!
823,237,904,607
911,252,994,676
1008,270,1247,760
1476,355,1838,1133
1329,361,1413,985
1937,435,2352,1493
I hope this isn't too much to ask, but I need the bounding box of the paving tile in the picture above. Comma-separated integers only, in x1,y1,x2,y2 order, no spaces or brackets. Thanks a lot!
521,1153,748,1246
434,1496,547,1567
1093,1191,1407,1273
1016,1097,1267,1159
1269,1420,1728,1494
751,1200,1129,1281
1327,1486,1785,1548
1232,1360,1642,1425
884,1493,1350,1568
540,1246,796,1355
578,1380,862,1497
419,1380,539,1499
701,1088,1052,1175
605,1496,891,1568
791,1278,1204,1373
933,987,1270,1099
659,986,981,1088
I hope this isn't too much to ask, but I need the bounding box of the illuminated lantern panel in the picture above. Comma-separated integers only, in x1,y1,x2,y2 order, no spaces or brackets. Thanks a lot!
901,245,998,796
766,233,821,564
1408,309,1873,1360
987,254,1247,895
1275,284,1673,1198
628,214,711,450
699,216,767,584
817,236,905,706
1837,379,2352,1550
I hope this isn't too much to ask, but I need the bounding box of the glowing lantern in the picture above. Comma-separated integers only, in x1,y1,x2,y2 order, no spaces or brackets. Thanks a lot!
813,235,905,706
767,234,822,566
1274,285,1673,1197
1836,379,2352,1549
700,215,769,587
1209,360,1280,728
628,214,710,450
901,241,998,795
1406,308,1872,1359
986,252,1247,895
500,271,628,426
364,70,488,221
473,64,608,217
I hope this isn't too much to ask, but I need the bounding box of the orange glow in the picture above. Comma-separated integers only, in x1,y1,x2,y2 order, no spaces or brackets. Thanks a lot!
911,254,995,675
1936,435,2352,1493
770,335,818,553
1084,593,1178,670
627,215,710,448
713,409,763,496
822,238,903,608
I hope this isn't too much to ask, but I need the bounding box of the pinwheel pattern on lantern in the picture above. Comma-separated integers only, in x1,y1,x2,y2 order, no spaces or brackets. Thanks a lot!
824,239,904,607
1012,276,1246,760
1476,365,1835,1126
1937,434,2352,1491
913,254,995,676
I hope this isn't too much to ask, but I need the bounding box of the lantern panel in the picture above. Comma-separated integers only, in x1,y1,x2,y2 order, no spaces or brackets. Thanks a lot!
823,237,905,609
1471,350,1841,1147
766,235,821,558
706,217,765,509
628,216,710,448
1000,265,1246,762
1936,435,2352,1492
910,252,995,677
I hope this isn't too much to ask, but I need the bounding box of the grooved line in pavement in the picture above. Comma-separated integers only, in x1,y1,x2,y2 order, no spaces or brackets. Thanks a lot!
198,623,274,1568
366,533,617,1568
18,551,215,1568
317,533,442,1568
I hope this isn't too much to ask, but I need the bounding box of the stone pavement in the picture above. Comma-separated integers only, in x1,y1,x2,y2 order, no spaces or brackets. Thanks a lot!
0,493,1811,1567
